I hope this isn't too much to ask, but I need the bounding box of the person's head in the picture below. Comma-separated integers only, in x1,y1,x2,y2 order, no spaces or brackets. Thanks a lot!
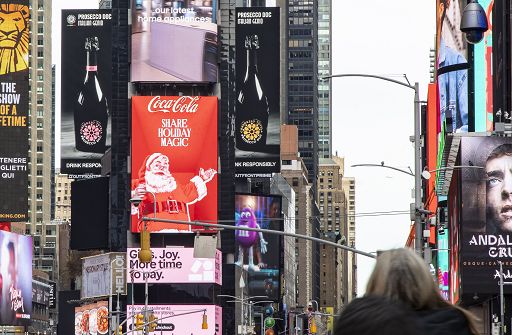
366,248,446,311
486,144,512,232
333,296,420,335
7,241,15,283
147,153,170,176
141,153,176,193
436,0,451,46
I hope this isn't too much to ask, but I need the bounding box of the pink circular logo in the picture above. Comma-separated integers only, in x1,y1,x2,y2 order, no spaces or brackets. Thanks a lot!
80,120,103,145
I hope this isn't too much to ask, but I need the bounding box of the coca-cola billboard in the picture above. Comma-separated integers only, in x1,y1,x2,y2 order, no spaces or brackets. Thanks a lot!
0,0,29,222
61,10,112,178
131,96,218,233
235,7,280,178
130,0,218,82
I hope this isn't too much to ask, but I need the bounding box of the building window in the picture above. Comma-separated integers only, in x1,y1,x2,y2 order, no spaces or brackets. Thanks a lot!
292,177,299,187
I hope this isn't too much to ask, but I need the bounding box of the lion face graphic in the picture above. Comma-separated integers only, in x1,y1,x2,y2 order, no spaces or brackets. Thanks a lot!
0,4,29,74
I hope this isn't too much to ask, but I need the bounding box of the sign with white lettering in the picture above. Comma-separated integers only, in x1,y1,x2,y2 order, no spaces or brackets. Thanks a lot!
0,230,32,325
461,137,512,294
61,9,112,177
0,0,29,221
130,97,218,233
127,247,221,284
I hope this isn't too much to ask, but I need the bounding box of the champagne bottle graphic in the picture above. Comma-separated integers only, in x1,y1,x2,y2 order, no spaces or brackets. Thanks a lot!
74,36,109,153
236,34,270,152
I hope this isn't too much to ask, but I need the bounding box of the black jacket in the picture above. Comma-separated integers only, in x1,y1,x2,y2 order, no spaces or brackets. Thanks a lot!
415,307,474,335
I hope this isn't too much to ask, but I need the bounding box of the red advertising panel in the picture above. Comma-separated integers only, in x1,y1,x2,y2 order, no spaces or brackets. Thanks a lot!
74,301,109,335
131,96,218,233
127,247,222,284
426,83,438,244
127,305,222,335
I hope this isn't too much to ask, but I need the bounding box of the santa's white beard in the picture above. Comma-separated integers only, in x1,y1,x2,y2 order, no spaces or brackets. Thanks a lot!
145,172,177,193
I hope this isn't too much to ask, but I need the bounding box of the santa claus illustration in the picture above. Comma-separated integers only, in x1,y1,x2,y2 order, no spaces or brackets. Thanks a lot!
131,152,217,232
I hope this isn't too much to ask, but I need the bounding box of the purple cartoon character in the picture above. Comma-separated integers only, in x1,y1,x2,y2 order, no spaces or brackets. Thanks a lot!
235,207,268,271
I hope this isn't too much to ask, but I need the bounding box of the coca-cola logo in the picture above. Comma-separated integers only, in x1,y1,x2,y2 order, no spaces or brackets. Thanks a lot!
148,96,199,113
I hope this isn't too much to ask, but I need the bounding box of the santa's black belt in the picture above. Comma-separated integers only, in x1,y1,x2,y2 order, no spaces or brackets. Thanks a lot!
142,200,186,215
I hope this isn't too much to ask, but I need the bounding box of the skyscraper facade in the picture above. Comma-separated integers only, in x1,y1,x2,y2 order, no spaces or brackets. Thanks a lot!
287,0,319,187
28,0,57,280
317,0,331,159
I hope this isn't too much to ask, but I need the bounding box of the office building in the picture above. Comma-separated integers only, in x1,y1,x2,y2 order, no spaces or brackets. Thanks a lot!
317,0,332,159
27,0,57,281
287,0,319,188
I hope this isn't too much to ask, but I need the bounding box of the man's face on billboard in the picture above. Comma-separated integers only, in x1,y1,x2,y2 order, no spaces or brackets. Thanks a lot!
150,156,170,175
486,154,512,232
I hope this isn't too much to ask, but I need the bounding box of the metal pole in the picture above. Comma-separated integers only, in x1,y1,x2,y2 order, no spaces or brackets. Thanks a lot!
109,258,114,335
500,261,505,335
141,217,376,259
144,272,149,335
295,315,299,335
116,293,120,335
413,82,423,257
241,282,245,335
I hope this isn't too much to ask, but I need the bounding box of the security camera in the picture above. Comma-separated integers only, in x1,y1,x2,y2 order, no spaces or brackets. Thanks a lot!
460,0,488,44
129,195,143,207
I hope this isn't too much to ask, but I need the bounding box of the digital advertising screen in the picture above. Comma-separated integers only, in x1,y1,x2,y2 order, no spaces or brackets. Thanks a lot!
126,304,222,335
0,1,29,222
0,230,32,325
436,0,468,133
74,301,109,335
131,96,218,233
437,228,449,300
234,194,282,301
460,136,512,295
130,0,218,82
127,247,222,284
61,10,112,177
473,0,493,131
234,7,280,178
449,174,461,303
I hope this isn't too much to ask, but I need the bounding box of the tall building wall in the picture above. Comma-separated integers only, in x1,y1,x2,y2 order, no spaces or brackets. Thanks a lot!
342,177,357,300
54,174,72,222
318,157,345,310
317,0,331,159
287,0,319,188
28,0,56,280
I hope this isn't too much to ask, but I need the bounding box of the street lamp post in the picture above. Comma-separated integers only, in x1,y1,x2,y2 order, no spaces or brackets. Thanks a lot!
321,74,423,256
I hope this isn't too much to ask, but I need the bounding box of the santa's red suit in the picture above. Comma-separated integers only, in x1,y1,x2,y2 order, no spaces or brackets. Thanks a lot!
131,153,208,232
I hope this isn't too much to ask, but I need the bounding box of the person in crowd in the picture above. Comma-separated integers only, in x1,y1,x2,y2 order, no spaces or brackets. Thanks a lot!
333,295,421,335
366,248,479,335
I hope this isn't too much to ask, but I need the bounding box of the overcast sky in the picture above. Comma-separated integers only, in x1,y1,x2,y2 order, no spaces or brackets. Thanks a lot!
331,1,436,295
52,1,436,296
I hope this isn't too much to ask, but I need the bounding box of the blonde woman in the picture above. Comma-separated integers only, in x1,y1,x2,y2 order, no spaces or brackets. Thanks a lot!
366,248,479,335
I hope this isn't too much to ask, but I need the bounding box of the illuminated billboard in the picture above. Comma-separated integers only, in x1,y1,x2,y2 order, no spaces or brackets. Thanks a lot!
437,228,449,300
234,7,280,178
0,230,32,325
130,0,218,82
460,136,512,294
127,247,222,284
74,301,109,335
127,304,222,335
235,194,282,301
473,0,493,131
0,1,29,222
61,10,112,177
436,0,468,133
131,96,218,233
